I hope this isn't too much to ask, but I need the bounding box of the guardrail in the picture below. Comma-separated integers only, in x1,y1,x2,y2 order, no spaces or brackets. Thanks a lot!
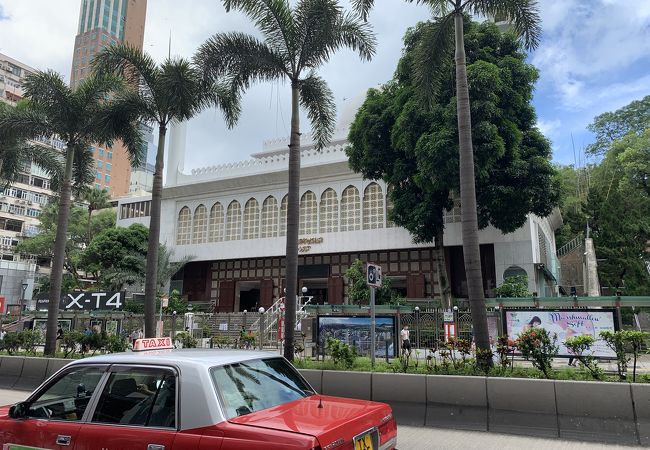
1,356,648,445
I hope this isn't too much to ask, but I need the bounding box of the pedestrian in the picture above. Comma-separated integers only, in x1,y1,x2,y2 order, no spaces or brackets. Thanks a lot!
0,328,6,340
56,326,64,353
400,324,412,356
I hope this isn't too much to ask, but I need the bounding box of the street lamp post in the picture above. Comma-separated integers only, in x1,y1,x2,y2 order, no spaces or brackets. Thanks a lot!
171,311,177,338
414,306,421,350
19,281,28,322
258,307,265,349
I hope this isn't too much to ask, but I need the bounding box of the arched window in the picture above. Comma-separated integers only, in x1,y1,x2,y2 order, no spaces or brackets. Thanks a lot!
279,195,288,237
225,200,242,241
299,191,317,235
386,185,395,228
176,207,191,245
319,188,338,233
261,196,279,238
192,204,208,244
208,202,224,242
340,185,361,231
363,183,384,230
242,198,260,240
503,265,528,281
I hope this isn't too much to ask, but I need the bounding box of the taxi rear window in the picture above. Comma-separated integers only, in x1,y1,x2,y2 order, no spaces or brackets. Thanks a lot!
210,357,313,419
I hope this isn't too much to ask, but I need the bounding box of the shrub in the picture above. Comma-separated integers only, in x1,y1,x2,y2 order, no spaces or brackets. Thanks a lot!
516,327,558,378
61,330,85,358
19,330,42,355
494,275,530,298
106,334,129,353
326,337,356,369
175,331,197,348
564,335,603,380
0,332,22,355
82,332,108,356
599,330,629,380
622,330,650,382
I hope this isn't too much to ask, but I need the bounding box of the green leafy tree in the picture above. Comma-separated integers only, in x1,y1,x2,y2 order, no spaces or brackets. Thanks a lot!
553,164,590,249
0,71,144,355
599,330,629,380
515,326,558,379
348,20,555,338
494,275,530,298
352,0,542,370
345,259,402,305
93,44,239,338
195,0,376,361
586,94,650,156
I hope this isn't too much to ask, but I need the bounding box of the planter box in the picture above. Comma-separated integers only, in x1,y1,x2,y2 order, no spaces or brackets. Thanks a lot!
632,384,650,446
426,375,487,431
321,370,371,400
372,373,426,426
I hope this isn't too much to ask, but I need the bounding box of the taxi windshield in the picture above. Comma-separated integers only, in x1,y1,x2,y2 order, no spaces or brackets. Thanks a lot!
211,357,313,419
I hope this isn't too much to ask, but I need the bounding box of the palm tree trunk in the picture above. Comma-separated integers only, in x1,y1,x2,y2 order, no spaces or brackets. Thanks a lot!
143,124,167,338
284,80,301,361
434,228,451,310
453,13,491,363
44,148,75,355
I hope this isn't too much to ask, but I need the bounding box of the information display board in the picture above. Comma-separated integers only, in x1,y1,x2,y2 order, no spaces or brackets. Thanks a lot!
317,315,396,358
36,291,125,311
504,309,617,358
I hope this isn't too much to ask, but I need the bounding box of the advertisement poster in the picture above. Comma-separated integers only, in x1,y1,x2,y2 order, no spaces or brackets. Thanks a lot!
317,316,396,358
505,309,617,358
32,319,72,335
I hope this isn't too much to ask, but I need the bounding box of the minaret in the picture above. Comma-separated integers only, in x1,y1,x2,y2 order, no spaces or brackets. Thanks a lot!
166,120,187,186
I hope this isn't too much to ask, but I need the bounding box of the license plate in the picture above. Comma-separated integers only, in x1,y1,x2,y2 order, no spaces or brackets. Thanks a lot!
354,433,374,450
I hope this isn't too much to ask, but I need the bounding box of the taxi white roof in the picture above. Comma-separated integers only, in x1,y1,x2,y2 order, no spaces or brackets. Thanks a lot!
66,349,278,370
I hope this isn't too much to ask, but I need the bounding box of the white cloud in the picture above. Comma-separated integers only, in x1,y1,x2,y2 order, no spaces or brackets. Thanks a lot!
537,118,561,137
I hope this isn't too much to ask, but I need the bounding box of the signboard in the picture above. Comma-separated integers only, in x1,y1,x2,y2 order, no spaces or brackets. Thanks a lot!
366,263,382,288
36,291,125,311
133,337,173,351
0,295,5,314
443,311,454,323
317,315,396,358
504,309,617,358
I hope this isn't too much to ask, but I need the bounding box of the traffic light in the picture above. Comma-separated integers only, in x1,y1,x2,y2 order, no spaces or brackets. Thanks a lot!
367,263,382,288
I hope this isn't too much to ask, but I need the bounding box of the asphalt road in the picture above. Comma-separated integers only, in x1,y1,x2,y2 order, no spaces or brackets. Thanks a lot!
0,389,636,449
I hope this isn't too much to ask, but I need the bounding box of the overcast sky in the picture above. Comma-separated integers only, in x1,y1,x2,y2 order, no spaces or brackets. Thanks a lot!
1,1,649,172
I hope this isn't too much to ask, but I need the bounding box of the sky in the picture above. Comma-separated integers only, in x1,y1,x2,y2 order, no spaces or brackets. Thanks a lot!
0,0,649,171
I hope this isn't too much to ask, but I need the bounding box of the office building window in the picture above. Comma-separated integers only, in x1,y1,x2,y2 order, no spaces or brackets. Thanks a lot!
107,151,113,160
106,163,112,172
95,183,101,189
242,198,260,240
99,148,105,157
96,171,102,180
104,174,110,183
97,161,103,169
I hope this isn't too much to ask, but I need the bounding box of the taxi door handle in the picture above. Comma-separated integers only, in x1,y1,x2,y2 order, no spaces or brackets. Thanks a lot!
56,435,72,446
147,445,165,450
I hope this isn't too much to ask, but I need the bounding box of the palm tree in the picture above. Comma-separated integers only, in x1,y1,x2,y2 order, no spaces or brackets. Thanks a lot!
352,0,541,364
92,44,239,338
80,187,111,242
0,71,144,355
0,103,61,186
195,0,376,361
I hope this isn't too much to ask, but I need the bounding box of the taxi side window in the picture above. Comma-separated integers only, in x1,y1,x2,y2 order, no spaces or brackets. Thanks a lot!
26,366,104,421
91,368,176,429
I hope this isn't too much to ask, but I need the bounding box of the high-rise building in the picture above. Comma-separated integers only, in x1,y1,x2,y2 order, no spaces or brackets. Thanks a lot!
70,0,148,197
0,53,63,310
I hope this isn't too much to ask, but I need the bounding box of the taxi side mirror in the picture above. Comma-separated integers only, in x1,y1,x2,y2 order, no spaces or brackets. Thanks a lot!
8,401,28,419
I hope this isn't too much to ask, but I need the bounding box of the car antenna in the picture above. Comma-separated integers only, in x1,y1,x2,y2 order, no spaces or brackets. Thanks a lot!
318,395,323,409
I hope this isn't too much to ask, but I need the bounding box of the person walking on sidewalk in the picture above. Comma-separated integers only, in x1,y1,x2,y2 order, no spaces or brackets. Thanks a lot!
400,324,412,357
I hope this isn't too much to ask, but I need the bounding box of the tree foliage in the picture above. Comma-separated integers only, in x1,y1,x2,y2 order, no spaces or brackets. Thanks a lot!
345,259,403,305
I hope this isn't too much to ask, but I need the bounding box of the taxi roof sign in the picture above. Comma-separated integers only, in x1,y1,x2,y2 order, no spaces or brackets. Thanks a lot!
133,337,174,352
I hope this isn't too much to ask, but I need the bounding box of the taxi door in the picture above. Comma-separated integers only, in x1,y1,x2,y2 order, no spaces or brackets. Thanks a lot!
74,366,178,450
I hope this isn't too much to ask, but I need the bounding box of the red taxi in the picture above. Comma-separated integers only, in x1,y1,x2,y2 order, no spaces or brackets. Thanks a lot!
0,339,397,450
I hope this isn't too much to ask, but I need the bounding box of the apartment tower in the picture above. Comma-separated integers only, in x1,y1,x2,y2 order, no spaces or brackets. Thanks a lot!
70,0,147,196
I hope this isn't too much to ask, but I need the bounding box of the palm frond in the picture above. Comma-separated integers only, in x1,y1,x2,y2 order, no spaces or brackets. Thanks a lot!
299,72,336,150
412,14,456,104
21,71,73,122
223,0,296,63
155,57,204,123
295,0,375,71
468,0,541,50
92,43,159,96
0,104,52,141
22,143,64,181
202,81,242,129
350,0,374,20
195,32,288,90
